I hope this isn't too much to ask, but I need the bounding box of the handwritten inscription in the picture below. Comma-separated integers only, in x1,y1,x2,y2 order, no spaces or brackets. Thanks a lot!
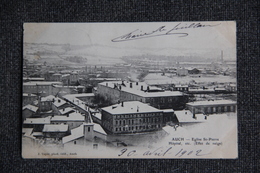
118,147,209,158
112,22,221,42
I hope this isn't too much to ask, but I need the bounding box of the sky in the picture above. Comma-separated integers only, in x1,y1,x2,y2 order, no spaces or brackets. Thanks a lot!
24,22,236,60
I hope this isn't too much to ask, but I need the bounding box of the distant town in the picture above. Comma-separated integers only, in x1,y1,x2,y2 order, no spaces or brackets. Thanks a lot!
22,43,237,151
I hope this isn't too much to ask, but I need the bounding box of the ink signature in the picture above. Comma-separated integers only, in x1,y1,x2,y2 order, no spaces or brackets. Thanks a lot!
112,22,221,42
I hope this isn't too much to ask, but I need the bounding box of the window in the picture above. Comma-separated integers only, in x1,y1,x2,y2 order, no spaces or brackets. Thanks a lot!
88,127,90,132
93,144,98,149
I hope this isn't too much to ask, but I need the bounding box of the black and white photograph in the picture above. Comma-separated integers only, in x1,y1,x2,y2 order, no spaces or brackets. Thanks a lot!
22,22,237,158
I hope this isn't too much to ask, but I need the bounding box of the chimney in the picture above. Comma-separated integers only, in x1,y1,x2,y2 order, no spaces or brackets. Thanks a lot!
136,82,138,85
193,113,196,119
58,99,60,103
137,106,139,112
130,83,132,88
121,101,124,107
63,108,65,111
67,114,69,117
141,85,143,91
147,86,150,91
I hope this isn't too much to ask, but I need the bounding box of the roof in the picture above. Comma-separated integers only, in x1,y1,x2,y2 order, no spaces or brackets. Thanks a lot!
53,97,67,108
23,81,62,86
175,110,206,123
102,101,162,115
22,104,38,113
175,85,189,88
99,81,184,98
23,93,37,97
24,117,51,124
51,113,85,122
41,95,55,102
62,124,84,144
23,77,45,81
89,78,121,81
186,100,236,107
93,123,107,135
63,93,95,100
58,107,76,115
161,109,174,113
22,128,33,136
43,124,69,132
92,112,102,120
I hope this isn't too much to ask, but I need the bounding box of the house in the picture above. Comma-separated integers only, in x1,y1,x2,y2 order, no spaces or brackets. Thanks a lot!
38,95,55,112
50,112,85,130
23,117,51,132
174,110,207,124
23,93,37,106
42,124,70,139
22,104,38,120
62,123,107,146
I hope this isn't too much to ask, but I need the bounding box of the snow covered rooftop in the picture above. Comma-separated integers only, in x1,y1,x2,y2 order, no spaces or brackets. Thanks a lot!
23,81,62,86
175,110,206,123
102,101,162,115
23,93,37,97
62,124,84,144
186,100,236,106
43,124,69,132
22,104,38,113
24,117,51,124
41,95,55,102
51,113,85,122
99,81,184,98
58,107,76,115
93,123,107,135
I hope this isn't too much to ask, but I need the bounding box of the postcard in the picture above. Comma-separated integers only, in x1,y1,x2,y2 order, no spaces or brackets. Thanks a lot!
22,21,237,158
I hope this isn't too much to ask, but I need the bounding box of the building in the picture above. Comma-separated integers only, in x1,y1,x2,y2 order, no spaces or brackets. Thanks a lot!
174,110,207,124
101,101,164,134
225,84,237,92
186,100,237,114
62,93,95,106
22,104,38,120
97,81,188,110
38,95,55,112
51,96,71,114
23,93,37,106
42,124,70,139
23,117,51,132
176,67,188,76
23,81,62,96
62,123,107,147
173,85,189,92
50,112,85,130
161,109,178,125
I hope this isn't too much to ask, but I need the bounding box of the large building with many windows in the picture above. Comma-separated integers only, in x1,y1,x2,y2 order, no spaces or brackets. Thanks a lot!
97,81,188,110
186,100,237,114
101,101,165,134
